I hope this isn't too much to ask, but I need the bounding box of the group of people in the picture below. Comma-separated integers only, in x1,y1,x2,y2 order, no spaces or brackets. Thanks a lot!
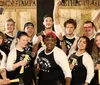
0,0,100,85
0,19,36,85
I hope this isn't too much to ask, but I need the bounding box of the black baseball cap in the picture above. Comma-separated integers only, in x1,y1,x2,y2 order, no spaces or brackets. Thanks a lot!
24,22,34,29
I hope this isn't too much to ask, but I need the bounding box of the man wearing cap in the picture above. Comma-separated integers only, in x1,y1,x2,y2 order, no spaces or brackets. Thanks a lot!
24,22,35,42
24,22,35,53
24,22,36,84
35,32,71,85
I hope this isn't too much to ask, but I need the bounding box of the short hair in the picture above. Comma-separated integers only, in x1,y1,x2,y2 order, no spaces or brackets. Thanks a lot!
64,18,77,29
24,22,34,29
84,21,95,27
6,18,15,25
43,14,53,21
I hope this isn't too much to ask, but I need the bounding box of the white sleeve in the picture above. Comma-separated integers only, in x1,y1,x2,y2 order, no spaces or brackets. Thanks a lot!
10,38,16,50
83,53,94,83
54,24,65,37
6,49,16,71
54,47,71,78
0,50,6,69
32,34,38,45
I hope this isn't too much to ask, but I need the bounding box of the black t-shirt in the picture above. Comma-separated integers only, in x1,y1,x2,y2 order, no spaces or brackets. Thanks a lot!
5,33,14,50
24,41,33,52
0,43,10,56
38,50,65,85
69,53,87,85
63,35,75,55
9,50,34,85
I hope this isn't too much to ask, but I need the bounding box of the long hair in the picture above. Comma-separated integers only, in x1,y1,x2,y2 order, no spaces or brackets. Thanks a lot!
0,31,6,45
76,36,90,54
92,33,100,61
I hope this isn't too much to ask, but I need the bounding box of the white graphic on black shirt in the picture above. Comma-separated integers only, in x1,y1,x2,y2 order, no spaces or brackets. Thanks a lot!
39,57,51,72
66,41,72,50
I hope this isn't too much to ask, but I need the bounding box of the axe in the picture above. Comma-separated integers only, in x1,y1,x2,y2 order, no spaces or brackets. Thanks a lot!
10,78,24,85
10,78,19,83
18,76,24,85
18,55,29,85
72,58,77,65
19,55,29,74
36,31,45,47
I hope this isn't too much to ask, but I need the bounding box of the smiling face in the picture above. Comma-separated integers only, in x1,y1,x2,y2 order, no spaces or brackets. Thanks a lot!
77,37,87,51
83,23,94,37
44,34,57,53
5,21,15,33
65,23,75,35
17,35,28,49
43,17,53,29
95,35,100,48
24,25,34,37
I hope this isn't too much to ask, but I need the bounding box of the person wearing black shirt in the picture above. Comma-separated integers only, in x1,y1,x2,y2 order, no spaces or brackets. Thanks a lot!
35,32,71,85
7,31,35,85
4,18,15,51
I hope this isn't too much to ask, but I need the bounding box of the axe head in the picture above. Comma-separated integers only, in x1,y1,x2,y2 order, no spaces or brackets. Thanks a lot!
18,75,24,85
36,31,44,36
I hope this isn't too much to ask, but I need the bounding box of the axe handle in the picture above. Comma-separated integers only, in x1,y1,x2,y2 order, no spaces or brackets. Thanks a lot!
20,66,24,74
72,59,76,65
41,41,44,47
19,55,29,74
10,79,19,83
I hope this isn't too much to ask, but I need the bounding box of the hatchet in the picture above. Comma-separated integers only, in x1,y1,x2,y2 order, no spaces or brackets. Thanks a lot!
10,78,19,83
19,55,29,74
36,31,45,47
10,78,24,85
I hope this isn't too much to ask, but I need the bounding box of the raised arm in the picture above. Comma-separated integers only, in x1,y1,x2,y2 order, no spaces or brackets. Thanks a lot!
92,10,100,31
53,0,61,25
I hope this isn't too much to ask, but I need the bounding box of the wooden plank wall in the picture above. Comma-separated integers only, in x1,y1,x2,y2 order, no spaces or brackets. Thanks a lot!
0,7,37,33
59,7,99,36
0,0,99,36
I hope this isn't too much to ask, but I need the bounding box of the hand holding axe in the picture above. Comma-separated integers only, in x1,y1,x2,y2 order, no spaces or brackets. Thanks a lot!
20,55,29,74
